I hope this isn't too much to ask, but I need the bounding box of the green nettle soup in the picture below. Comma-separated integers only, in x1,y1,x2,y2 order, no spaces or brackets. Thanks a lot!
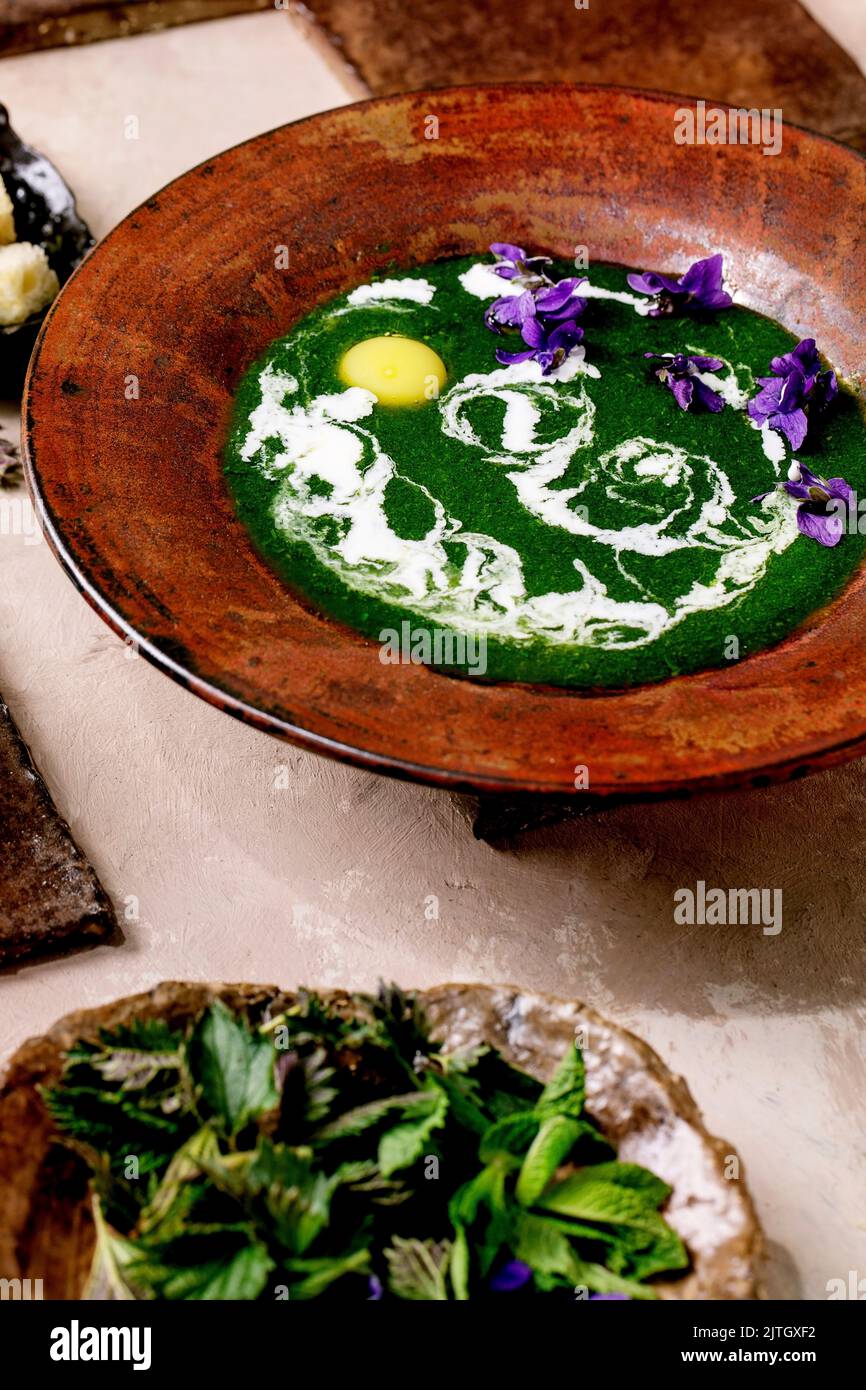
224,254,866,687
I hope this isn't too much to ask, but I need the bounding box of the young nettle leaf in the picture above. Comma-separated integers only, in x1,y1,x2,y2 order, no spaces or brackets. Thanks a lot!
283,1249,370,1300
91,1018,184,1057
378,1089,448,1177
90,1049,182,1092
300,1047,338,1124
139,1241,275,1301
137,1127,223,1240
190,1002,279,1135
425,1069,489,1137
472,1050,543,1122
372,982,432,1063
82,1198,145,1301
312,1087,432,1143
233,1139,339,1255
384,1237,451,1301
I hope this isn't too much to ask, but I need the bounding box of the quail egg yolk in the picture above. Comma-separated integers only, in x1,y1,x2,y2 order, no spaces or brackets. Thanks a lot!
338,335,447,406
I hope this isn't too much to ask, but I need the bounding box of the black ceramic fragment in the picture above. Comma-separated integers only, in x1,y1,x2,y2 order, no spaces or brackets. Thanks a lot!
0,103,94,393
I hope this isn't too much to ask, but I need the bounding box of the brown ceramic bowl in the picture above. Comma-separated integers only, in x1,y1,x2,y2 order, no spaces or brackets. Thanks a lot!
0,980,762,1299
22,84,866,797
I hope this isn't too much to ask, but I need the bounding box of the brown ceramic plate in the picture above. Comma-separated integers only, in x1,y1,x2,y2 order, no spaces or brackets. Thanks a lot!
0,980,762,1299
22,85,866,797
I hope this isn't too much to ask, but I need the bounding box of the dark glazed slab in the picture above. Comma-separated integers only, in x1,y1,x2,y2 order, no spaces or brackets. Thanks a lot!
0,695,116,966
0,980,762,1299
0,1,271,55
21,85,866,797
298,0,866,150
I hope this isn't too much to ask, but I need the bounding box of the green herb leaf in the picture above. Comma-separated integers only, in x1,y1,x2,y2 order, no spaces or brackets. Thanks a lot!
478,1112,539,1164
140,1242,274,1300
81,1199,144,1301
385,1237,451,1300
378,1089,448,1177
313,1088,431,1143
513,1210,581,1288
535,1043,585,1122
515,1115,584,1206
282,1248,370,1299
537,1167,671,1228
191,1001,279,1135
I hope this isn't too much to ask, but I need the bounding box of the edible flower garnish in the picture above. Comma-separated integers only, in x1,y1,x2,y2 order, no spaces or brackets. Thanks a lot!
490,242,552,289
488,1259,534,1292
496,316,585,374
486,276,587,333
627,253,733,316
747,338,838,451
644,352,726,412
753,462,852,547
485,243,588,373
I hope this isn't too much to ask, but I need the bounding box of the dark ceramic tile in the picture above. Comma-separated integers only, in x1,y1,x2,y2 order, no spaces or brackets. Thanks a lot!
0,695,116,967
301,0,866,149
0,0,270,56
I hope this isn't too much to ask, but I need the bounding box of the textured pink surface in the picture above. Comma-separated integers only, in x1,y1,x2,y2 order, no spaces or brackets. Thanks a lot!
0,7,864,1300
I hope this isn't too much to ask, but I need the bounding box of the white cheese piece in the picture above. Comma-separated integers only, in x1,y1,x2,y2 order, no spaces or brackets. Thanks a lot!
0,176,15,246
0,242,60,326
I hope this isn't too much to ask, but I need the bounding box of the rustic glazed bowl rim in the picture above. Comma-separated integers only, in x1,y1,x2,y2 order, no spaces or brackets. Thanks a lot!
22,82,866,798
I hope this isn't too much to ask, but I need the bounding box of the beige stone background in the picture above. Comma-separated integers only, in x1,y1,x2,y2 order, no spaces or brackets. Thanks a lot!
1,2,864,1300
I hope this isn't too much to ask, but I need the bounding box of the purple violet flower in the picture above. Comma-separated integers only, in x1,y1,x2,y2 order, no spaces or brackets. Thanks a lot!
486,277,587,333
747,338,838,451
645,352,726,412
488,1259,533,1292
485,244,588,373
489,242,552,288
496,316,584,375
627,253,733,316
534,277,588,323
754,462,852,547
367,1274,384,1300
589,1292,631,1300
485,287,537,332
